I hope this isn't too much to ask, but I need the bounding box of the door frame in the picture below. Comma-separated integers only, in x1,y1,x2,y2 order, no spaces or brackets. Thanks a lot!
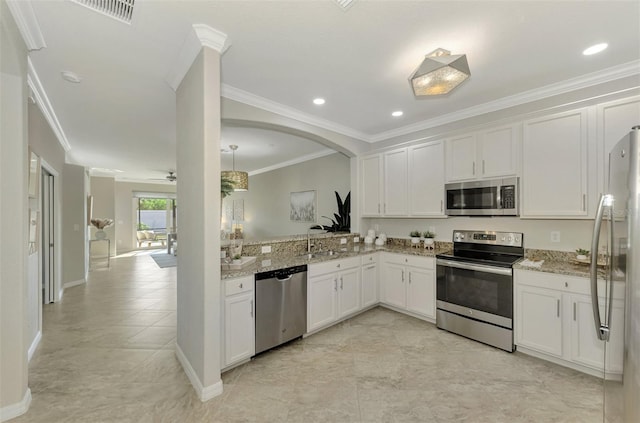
39,158,62,303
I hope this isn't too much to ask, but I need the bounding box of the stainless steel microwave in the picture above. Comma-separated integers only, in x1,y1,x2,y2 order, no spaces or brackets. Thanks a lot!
445,177,519,216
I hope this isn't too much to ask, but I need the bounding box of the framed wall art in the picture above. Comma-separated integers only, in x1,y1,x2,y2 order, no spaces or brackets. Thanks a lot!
290,190,316,222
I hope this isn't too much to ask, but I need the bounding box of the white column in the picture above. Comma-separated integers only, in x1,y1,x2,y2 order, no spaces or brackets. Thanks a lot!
172,24,228,401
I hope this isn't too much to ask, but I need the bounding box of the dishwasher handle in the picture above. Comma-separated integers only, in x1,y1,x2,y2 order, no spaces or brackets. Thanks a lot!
276,275,293,282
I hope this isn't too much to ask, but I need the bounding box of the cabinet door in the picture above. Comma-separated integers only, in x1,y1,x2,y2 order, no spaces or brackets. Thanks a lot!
599,97,640,190
361,263,378,308
522,110,589,217
307,273,338,332
446,134,477,181
361,154,382,216
478,126,518,178
381,262,406,308
516,284,563,357
570,294,605,369
224,291,255,366
408,141,445,216
338,267,361,318
406,267,435,318
383,148,408,215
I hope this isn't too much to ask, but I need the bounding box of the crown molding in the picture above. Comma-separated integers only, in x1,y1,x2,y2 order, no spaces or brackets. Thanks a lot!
369,60,640,142
221,84,370,142
166,24,230,91
248,148,336,176
6,0,46,51
27,58,72,152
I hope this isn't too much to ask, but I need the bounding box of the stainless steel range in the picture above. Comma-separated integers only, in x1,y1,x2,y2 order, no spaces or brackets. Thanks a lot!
436,230,524,352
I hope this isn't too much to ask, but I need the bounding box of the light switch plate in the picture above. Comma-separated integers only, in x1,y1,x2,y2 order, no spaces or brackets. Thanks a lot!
340,238,347,244
550,231,561,243
261,245,272,254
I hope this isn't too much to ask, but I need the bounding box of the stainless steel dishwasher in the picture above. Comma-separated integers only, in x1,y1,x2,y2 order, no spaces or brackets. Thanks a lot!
255,264,307,355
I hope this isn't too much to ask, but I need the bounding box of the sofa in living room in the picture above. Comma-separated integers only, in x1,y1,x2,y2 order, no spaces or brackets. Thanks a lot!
136,230,167,248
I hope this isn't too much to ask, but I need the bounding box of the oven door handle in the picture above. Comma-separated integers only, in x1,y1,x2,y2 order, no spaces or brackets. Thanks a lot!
436,259,513,276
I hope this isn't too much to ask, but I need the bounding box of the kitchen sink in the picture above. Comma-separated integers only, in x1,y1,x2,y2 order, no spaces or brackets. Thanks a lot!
299,250,341,259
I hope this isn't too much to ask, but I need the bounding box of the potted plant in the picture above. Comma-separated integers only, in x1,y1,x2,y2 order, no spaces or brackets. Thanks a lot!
576,248,589,260
232,254,242,265
423,231,436,247
410,230,421,246
90,218,114,240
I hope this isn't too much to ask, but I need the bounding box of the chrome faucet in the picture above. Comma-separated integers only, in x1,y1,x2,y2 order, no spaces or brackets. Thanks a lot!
307,227,315,253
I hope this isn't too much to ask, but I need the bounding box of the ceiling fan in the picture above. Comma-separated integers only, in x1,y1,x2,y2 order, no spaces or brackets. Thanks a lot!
165,171,177,182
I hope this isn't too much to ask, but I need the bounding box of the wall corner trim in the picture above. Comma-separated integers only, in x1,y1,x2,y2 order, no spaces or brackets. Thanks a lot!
0,389,32,422
27,331,42,362
6,0,46,51
166,24,230,91
175,343,224,402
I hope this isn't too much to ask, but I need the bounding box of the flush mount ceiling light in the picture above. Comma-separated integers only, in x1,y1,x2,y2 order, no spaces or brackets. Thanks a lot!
409,48,470,96
221,144,248,191
313,98,326,105
583,42,608,56
391,111,404,117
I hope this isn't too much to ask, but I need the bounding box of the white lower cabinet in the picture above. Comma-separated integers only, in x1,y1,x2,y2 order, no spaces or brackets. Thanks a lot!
380,253,436,320
222,275,255,369
307,256,361,332
515,269,624,378
361,254,379,308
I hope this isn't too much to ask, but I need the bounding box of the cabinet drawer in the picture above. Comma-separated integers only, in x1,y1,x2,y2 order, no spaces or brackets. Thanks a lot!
225,276,254,296
309,256,361,277
361,253,379,266
383,252,434,269
514,269,624,299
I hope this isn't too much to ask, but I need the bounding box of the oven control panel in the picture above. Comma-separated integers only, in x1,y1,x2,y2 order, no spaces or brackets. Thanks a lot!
453,230,523,247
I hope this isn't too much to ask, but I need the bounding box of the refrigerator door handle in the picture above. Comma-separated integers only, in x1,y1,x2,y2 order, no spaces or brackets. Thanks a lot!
590,194,611,341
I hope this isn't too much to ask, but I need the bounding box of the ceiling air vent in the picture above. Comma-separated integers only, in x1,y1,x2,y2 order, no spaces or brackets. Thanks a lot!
72,0,135,24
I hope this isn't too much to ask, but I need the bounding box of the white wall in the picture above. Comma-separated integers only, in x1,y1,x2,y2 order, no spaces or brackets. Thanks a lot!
89,177,116,257
62,164,88,286
0,0,30,417
176,45,222,399
363,216,595,252
224,152,350,239
114,181,176,252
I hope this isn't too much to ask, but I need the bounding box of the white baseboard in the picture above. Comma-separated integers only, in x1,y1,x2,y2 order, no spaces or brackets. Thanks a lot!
175,343,223,402
63,278,85,289
28,331,42,362
0,388,31,422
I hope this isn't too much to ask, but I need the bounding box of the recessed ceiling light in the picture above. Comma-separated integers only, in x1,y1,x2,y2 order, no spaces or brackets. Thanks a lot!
583,43,608,56
61,71,82,83
313,98,326,105
391,111,403,117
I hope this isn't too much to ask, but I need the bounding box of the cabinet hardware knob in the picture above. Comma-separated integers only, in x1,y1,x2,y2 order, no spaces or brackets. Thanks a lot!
565,282,568,288
557,299,560,318
240,283,243,289
573,302,576,321
250,300,254,318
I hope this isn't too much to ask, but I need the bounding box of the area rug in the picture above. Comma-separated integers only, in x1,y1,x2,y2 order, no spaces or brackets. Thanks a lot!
151,252,177,268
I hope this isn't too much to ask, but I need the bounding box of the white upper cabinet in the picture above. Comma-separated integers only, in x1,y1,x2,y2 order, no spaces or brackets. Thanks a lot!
522,109,592,218
446,125,519,182
360,140,446,218
598,96,640,190
447,134,477,181
408,141,445,216
477,126,519,178
360,154,382,216
383,148,409,216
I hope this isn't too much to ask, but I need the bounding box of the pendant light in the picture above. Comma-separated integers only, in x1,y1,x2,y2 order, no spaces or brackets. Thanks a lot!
409,48,470,96
221,144,248,191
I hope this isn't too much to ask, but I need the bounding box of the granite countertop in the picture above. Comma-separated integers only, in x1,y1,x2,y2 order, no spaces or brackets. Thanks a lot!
221,243,451,279
513,248,606,279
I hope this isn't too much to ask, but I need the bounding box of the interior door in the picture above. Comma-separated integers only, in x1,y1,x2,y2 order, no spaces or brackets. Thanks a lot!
41,169,55,304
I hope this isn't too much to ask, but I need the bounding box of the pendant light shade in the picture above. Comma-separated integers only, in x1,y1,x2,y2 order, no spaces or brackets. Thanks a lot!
222,145,248,191
409,48,470,96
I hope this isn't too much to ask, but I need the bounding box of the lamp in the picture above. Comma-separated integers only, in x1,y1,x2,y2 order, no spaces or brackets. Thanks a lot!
409,48,470,96
221,144,248,191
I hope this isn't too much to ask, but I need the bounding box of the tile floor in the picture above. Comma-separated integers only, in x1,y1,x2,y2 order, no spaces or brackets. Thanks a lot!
15,253,603,422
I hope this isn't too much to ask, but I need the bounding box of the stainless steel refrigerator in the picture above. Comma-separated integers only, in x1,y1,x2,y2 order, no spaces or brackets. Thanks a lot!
591,126,640,422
